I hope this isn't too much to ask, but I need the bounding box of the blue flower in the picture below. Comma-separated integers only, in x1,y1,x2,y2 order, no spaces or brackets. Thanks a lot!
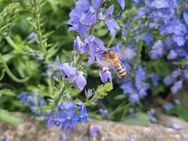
171,123,183,131
99,108,109,118
145,0,178,9
163,103,174,111
27,32,38,41
68,0,103,37
59,135,67,141
75,72,87,91
142,32,154,45
172,35,185,46
84,35,107,64
104,5,120,37
45,101,89,132
129,94,139,103
18,91,45,115
148,40,164,59
76,102,89,123
85,89,94,98
49,62,87,91
183,11,188,25
163,75,173,86
18,91,28,103
167,50,177,60
118,0,125,9
171,70,182,79
2,134,9,141
125,136,135,141
74,36,85,54
150,74,160,86
89,125,100,137
171,80,183,94
99,70,112,83
160,19,187,36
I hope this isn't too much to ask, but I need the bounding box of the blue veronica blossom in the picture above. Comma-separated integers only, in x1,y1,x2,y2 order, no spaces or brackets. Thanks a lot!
68,0,103,37
171,80,183,94
103,5,120,37
171,123,183,131
99,108,109,118
74,35,107,65
89,126,100,137
49,62,87,91
118,0,125,9
45,101,89,132
85,89,94,98
2,134,9,141
59,135,67,141
149,74,160,86
125,136,135,141
120,66,149,103
147,108,157,123
167,50,177,60
83,35,107,64
148,40,164,59
183,11,188,25
99,70,112,83
18,91,45,115
163,103,174,111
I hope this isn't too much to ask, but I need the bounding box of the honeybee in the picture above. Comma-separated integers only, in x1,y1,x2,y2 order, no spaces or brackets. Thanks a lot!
102,50,126,78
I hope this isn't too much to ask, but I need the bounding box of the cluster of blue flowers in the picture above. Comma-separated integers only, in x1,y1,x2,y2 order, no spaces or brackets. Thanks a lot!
18,91,45,115
115,0,188,103
48,61,87,91
68,0,124,83
45,101,89,132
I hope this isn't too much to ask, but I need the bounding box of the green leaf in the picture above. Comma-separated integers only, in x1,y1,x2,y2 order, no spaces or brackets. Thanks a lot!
125,112,150,126
168,105,188,121
0,109,23,125
86,83,113,106
0,89,15,97
94,83,113,100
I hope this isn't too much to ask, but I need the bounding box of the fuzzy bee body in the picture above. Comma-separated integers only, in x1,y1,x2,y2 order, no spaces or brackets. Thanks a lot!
103,50,126,78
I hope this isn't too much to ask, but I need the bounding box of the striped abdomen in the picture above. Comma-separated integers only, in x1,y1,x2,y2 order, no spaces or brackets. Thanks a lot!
113,60,126,78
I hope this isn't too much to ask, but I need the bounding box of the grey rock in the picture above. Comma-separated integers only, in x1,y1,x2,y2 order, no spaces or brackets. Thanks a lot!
0,113,188,141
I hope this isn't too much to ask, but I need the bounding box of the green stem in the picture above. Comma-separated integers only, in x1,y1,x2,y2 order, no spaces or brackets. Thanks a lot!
76,54,84,66
0,54,29,83
0,69,5,80
32,0,46,54
54,82,67,106
107,37,114,48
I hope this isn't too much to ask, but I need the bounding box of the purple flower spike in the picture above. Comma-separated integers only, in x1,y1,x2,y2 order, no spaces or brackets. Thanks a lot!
99,70,112,83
